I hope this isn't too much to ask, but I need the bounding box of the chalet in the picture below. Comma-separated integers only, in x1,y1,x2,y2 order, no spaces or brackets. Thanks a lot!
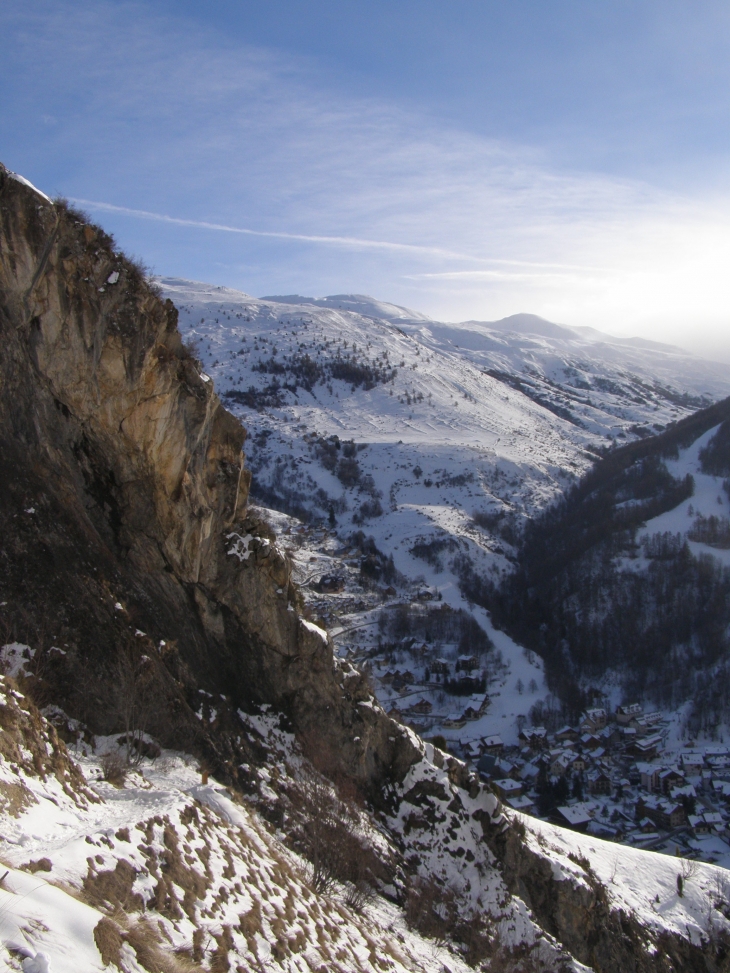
714,780,730,801
519,763,540,786
555,726,579,743
456,654,479,672
461,693,489,720
314,574,345,593
519,726,548,750
430,658,450,676
461,740,481,760
492,778,523,801
628,735,662,759
616,703,643,725
670,785,696,805
680,752,705,775
554,802,596,832
637,796,685,830
659,768,684,795
688,814,710,834
505,794,535,813
408,697,433,716
478,755,517,781
477,754,498,779
704,811,725,832
580,733,601,751
580,708,607,733
480,735,504,754
443,713,466,729
587,770,612,795
550,752,574,777
386,704,403,722
598,725,620,747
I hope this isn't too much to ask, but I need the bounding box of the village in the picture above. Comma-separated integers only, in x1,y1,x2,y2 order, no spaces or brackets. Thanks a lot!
372,654,730,868
267,511,730,868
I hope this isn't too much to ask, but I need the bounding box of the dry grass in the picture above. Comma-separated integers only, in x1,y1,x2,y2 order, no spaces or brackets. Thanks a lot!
20,858,52,873
94,917,124,968
82,858,144,913
0,780,37,817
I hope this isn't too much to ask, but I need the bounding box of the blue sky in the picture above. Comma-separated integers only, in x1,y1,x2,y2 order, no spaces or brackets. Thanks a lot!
2,1,730,356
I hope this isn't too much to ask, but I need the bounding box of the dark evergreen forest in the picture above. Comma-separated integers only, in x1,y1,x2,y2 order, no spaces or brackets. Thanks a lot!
462,397,730,730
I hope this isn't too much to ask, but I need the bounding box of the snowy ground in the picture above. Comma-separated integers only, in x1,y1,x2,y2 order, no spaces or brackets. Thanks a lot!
158,278,730,750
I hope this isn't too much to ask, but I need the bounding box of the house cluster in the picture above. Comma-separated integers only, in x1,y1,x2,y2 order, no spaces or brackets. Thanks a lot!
464,702,730,859
374,653,492,728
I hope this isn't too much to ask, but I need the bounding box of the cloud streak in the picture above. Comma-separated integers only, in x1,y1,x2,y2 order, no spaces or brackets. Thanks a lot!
4,0,730,355
69,198,481,261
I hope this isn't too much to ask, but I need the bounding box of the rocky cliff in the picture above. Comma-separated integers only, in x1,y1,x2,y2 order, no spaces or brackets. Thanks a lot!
0,164,418,793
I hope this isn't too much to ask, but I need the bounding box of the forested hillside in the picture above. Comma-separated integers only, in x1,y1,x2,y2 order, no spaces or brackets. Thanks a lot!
487,399,730,726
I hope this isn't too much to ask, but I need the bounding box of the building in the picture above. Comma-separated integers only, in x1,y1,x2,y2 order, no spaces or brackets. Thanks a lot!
616,703,643,725
554,802,596,832
637,797,685,830
637,762,660,793
587,770,612,795
550,752,575,777
408,696,433,716
658,768,684,795
492,778,523,801
480,735,503,754
680,752,705,775
519,726,548,750
581,708,607,733
456,654,479,672
505,794,535,813
461,693,489,720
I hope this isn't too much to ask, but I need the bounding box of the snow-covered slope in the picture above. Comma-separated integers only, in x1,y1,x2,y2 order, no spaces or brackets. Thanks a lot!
3,672,730,973
160,276,730,747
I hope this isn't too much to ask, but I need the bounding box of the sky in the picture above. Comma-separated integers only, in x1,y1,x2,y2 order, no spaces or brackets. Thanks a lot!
2,0,730,359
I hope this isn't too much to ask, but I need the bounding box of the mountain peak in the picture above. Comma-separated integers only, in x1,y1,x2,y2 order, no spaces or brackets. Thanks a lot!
474,312,577,340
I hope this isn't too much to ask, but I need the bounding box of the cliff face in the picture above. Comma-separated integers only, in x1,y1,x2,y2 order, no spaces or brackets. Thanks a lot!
0,165,418,791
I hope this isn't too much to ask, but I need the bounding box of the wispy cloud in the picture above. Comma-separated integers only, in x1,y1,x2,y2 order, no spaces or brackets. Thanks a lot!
69,198,481,260
4,0,730,353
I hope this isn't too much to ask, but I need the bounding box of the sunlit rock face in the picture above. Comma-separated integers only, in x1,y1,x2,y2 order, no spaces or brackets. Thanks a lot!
0,165,419,793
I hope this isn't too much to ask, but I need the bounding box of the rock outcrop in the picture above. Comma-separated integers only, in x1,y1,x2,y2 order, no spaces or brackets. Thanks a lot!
0,165,418,793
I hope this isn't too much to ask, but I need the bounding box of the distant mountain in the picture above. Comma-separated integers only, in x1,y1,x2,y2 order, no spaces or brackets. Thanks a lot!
261,292,431,324
469,312,577,340
160,275,730,623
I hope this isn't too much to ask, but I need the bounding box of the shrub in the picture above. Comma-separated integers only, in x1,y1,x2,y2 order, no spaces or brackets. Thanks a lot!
100,749,127,786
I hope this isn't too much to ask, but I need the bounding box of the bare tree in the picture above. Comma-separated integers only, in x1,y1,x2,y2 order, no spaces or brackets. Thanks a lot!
115,647,156,767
